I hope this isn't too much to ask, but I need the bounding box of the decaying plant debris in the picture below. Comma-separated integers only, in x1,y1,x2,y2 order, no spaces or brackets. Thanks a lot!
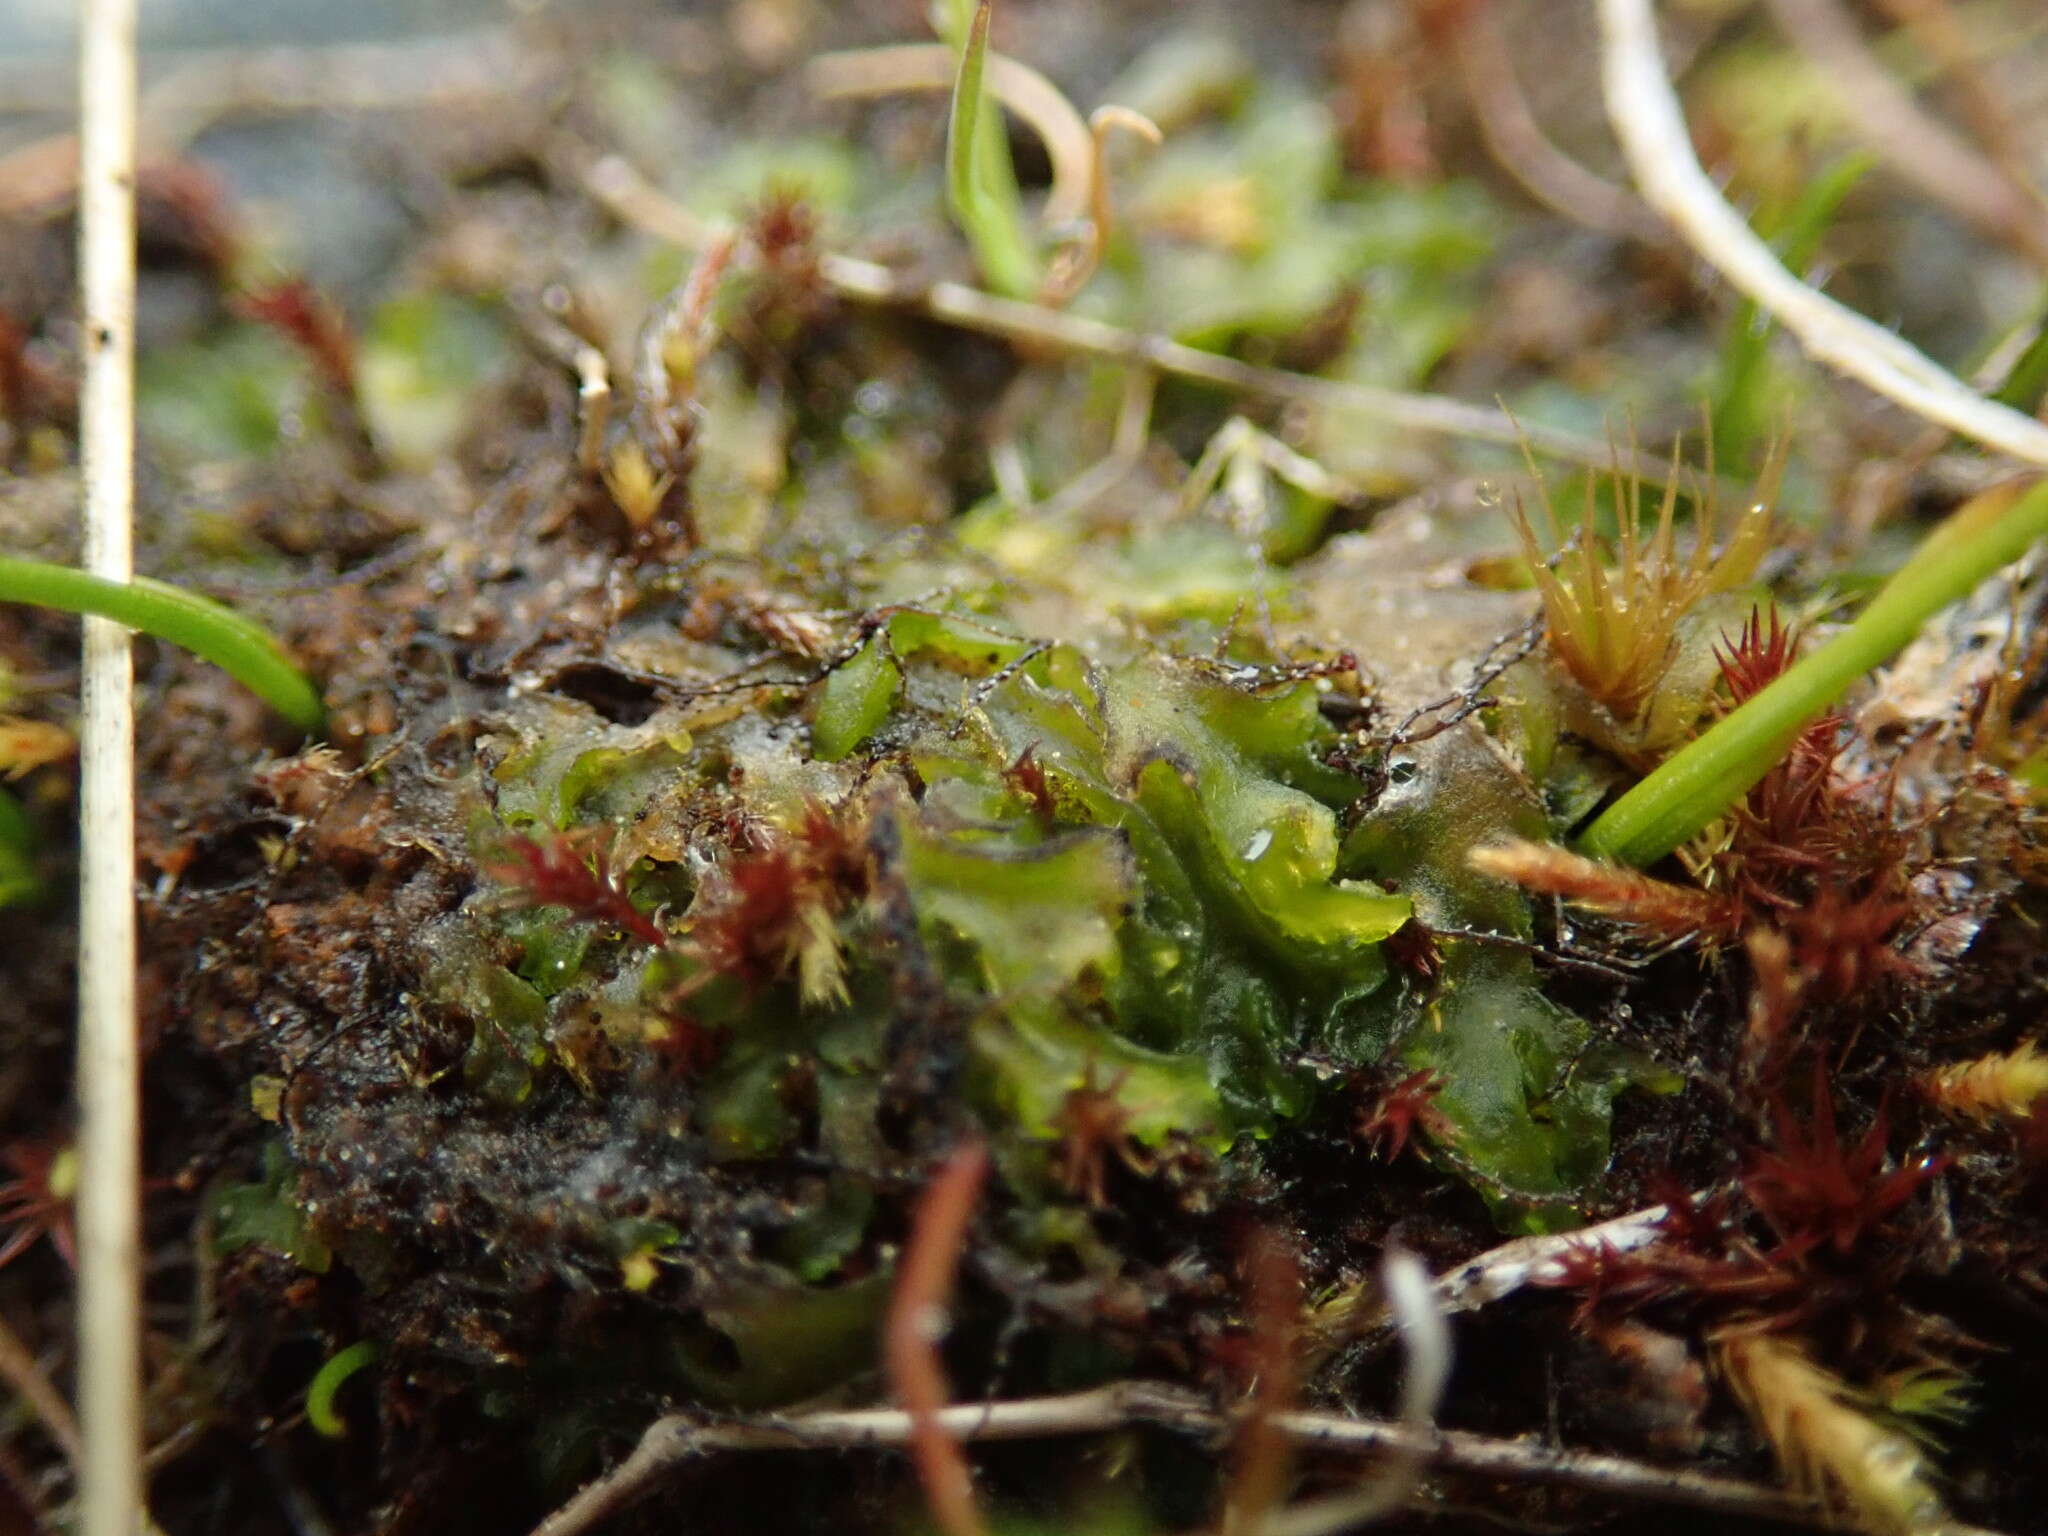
8,1,2048,1532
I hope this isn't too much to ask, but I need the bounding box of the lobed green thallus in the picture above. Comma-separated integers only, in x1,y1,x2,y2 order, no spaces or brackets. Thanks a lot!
0,556,326,736
1582,477,2048,866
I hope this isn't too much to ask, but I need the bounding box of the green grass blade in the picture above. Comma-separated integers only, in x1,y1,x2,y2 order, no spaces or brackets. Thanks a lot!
0,784,40,907
1992,306,2048,412
1581,477,2048,865
1711,154,1871,463
943,0,1040,298
0,557,325,736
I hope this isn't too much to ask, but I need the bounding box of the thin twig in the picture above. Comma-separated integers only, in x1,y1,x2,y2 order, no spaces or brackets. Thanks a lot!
0,27,541,217
574,346,611,475
1868,0,2044,216
1222,1231,1302,1535
1598,0,2048,467
1429,0,1666,244
1765,0,2048,268
0,26,535,122
573,148,1726,489
1049,104,1163,300
522,1379,1938,1536
0,1309,82,1472
1032,364,1157,519
1389,616,1545,748
75,0,144,1533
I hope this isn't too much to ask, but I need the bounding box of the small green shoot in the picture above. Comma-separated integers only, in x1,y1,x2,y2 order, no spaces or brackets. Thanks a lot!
941,0,1042,297
1991,303,2048,413
1711,155,1871,465
0,785,39,907
305,1339,378,1439
0,557,325,736
1877,1367,1974,1448
1582,476,2048,865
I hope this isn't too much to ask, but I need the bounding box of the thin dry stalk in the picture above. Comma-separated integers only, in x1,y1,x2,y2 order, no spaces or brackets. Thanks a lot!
1431,1199,1677,1312
520,1379,1969,1536
1427,0,1666,243
1598,0,2048,467
806,44,1094,230
1259,1249,1450,1536
1868,0,2043,212
0,1309,82,1473
75,0,144,1531
1034,363,1157,519
883,1141,991,1536
634,230,734,433
1766,0,2048,268
0,28,540,218
1743,926,1809,1079
573,346,610,475
1041,103,1161,303
572,146,1737,492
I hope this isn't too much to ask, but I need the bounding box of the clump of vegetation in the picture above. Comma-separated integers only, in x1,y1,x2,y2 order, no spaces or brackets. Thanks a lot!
9,3,2048,1535
1508,447,1774,761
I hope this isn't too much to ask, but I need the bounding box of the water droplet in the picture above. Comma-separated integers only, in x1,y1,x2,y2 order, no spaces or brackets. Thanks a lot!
1242,829,1273,861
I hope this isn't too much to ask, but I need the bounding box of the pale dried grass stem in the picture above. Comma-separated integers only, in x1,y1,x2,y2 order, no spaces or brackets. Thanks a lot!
1598,0,2048,466
76,0,145,1531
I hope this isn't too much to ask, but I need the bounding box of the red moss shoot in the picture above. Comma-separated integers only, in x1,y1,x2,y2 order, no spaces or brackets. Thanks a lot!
483,830,667,949
236,277,358,400
883,1140,991,1536
1358,1068,1452,1161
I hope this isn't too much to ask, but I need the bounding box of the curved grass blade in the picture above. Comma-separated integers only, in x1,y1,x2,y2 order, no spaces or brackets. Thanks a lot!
0,557,325,736
305,1340,379,1439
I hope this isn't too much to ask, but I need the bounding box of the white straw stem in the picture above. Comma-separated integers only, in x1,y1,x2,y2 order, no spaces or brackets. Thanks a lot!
76,0,144,1529
1599,0,2048,467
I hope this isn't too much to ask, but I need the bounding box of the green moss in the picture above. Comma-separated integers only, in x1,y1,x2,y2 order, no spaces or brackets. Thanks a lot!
358,291,511,469
138,323,308,461
212,1143,333,1274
